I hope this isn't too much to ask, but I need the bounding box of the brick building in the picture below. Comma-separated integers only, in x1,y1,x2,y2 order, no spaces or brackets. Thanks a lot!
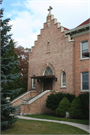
28,7,90,96
12,7,90,115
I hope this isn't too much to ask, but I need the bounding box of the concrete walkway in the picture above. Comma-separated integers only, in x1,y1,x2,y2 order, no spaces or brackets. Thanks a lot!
17,115,90,133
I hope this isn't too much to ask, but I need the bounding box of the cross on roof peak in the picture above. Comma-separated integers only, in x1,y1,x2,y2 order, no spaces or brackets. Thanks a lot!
48,6,53,15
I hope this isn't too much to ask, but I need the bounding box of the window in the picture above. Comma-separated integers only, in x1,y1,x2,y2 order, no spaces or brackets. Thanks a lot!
81,41,88,59
61,71,66,87
44,67,53,75
32,79,35,89
81,72,89,91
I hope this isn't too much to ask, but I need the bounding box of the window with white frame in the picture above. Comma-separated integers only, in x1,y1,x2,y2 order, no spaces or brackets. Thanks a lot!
81,72,89,91
81,41,88,59
32,78,35,88
61,71,66,87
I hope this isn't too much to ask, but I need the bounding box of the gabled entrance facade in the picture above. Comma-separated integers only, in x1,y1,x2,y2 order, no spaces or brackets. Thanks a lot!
28,7,89,97
28,9,75,95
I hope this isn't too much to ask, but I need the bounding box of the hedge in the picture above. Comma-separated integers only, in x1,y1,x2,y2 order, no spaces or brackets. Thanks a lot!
78,93,89,119
46,92,75,111
69,97,82,119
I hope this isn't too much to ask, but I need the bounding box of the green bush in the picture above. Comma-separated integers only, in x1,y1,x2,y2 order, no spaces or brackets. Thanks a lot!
69,97,82,119
46,93,64,111
78,93,89,119
46,92,75,111
56,97,70,117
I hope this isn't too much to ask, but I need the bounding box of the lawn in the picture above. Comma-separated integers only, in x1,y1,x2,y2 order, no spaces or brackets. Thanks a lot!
25,114,89,125
1,119,89,134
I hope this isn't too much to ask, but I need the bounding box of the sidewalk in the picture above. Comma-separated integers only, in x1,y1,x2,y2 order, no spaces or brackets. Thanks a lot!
17,115,90,133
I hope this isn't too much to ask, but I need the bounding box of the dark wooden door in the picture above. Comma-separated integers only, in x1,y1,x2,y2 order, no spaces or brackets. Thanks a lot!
43,78,52,91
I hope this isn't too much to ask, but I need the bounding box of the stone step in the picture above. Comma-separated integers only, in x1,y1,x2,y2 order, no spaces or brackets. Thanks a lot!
15,105,21,115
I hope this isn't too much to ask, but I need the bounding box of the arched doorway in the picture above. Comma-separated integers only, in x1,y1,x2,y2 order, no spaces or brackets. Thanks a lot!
43,67,53,91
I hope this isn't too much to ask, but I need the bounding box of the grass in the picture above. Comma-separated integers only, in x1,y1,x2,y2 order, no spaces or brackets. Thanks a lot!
1,119,89,134
25,114,89,125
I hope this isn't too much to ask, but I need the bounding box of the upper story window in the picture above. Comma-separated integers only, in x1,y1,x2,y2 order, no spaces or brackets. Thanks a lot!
61,71,66,87
81,72,89,91
44,67,53,75
81,41,88,59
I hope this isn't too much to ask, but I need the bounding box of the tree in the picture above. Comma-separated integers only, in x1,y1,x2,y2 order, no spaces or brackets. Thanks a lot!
14,45,31,92
2,39,24,101
1,3,22,129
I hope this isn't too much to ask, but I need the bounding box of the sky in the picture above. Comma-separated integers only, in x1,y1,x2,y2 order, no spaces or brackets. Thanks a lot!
1,0,90,49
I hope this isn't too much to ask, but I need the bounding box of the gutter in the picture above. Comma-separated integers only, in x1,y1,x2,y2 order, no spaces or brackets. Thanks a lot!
65,23,90,35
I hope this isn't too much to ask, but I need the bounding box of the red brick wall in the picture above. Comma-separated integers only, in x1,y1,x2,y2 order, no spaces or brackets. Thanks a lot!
73,33,90,96
28,15,75,95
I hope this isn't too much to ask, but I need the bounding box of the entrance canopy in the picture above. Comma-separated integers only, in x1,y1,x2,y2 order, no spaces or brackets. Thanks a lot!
31,75,55,79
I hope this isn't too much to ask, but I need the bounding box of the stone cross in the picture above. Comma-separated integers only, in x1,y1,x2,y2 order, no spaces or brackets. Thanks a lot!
48,6,53,15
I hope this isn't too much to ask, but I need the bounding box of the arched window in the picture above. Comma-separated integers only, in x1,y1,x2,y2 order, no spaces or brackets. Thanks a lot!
44,67,53,75
61,71,66,86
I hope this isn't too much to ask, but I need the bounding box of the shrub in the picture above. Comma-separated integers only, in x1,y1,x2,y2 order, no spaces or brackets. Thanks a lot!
78,93,89,119
46,93,64,111
69,97,82,119
56,97,70,117
65,93,76,103
46,92,75,111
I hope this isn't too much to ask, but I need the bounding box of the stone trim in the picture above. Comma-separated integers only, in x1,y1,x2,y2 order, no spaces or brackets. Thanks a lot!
79,90,90,92
79,58,89,61
60,86,66,89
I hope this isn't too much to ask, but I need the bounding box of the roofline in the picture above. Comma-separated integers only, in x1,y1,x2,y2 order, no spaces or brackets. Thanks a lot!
65,23,90,35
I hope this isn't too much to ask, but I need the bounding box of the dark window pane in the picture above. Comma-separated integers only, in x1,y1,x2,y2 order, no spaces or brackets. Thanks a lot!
82,41,88,58
62,72,66,86
82,72,89,90
82,41,88,50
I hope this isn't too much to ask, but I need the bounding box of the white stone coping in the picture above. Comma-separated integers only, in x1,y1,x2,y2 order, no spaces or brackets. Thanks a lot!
60,86,66,88
79,90,90,92
79,58,89,61
22,90,50,105
11,91,30,104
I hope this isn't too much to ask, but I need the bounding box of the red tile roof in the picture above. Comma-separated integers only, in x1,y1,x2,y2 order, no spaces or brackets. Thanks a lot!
77,18,90,27
64,27,69,31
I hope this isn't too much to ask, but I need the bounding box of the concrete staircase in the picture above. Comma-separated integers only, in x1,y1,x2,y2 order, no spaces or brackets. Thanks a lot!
15,95,39,115
15,105,21,115
20,90,54,115
13,90,53,115
11,90,40,115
